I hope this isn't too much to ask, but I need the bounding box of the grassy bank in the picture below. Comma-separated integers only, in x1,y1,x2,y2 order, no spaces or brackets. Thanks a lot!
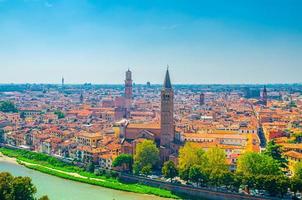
0,147,179,199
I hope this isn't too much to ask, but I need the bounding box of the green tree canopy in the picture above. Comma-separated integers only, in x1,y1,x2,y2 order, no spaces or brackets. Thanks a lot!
189,165,208,186
254,175,290,197
112,154,133,172
263,140,288,168
204,147,229,186
294,161,302,179
237,152,282,176
291,177,302,196
0,101,18,113
38,196,50,200
205,147,228,171
162,161,178,182
0,172,48,200
178,142,206,180
54,110,65,119
133,140,159,174
141,164,152,176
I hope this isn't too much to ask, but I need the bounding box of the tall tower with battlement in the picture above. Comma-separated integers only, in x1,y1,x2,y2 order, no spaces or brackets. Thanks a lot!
262,86,268,106
125,69,133,110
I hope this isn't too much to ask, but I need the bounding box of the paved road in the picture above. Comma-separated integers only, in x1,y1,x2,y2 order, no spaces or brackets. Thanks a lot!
258,127,267,148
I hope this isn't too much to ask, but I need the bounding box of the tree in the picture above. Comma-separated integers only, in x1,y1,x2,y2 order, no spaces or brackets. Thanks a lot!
204,147,228,186
223,172,240,191
0,129,4,143
237,152,286,196
294,161,302,179
0,172,48,200
39,196,50,200
20,112,26,119
259,175,289,197
54,110,65,119
134,140,159,174
189,165,208,187
263,140,288,168
162,161,178,182
237,152,282,176
141,164,152,176
86,162,95,173
0,101,18,113
276,175,290,198
291,177,302,197
205,147,228,171
11,176,37,200
112,154,133,172
178,142,206,180
0,172,13,200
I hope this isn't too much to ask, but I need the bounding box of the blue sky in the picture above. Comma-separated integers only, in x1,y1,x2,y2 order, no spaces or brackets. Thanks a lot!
0,0,302,84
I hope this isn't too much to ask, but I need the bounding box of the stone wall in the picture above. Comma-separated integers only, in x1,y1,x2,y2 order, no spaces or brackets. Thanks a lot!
119,173,282,200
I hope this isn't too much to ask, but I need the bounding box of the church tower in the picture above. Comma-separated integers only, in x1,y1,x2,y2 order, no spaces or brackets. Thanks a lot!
125,69,133,110
262,86,268,106
200,93,205,106
125,69,133,99
61,76,64,89
160,68,174,148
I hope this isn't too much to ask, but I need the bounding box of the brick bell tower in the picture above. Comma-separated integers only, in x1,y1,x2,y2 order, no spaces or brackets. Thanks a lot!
125,69,133,110
160,68,175,160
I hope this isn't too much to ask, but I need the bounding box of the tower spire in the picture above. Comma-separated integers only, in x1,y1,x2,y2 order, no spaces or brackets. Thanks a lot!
164,67,172,89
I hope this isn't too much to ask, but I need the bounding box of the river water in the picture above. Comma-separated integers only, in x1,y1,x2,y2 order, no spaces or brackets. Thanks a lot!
0,160,169,200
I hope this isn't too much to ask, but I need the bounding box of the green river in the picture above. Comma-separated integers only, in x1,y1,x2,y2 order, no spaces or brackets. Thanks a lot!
0,159,168,200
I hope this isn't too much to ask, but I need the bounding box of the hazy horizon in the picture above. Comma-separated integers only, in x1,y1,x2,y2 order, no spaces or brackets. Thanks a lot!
1,0,302,84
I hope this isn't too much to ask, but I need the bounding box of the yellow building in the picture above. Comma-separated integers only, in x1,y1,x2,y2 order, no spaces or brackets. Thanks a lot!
75,132,103,147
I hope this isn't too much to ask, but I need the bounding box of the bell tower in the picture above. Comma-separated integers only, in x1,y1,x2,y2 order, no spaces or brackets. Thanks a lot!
160,68,174,148
125,69,133,110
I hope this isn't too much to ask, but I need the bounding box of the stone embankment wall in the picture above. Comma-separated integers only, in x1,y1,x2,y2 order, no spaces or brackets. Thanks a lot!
119,173,282,200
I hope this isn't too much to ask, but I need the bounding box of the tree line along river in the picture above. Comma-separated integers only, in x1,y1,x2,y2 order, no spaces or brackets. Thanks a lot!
0,159,169,200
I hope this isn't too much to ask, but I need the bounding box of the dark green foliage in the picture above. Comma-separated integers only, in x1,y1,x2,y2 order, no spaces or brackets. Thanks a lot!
0,129,4,143
38,196,50,200
0,172,47,200
291,177,302,196
189,165,208,186
0,101,18,113
20,112,26,119
112,154,133,172
11,176,37,200
141,164,152,176
263,140,288,168
54,110,65,119
86,162,95,173
255,175,289,197
289,101,297,108
162,161,178,182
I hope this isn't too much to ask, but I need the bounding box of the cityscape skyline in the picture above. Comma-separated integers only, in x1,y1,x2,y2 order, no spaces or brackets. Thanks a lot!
1,1,302,200
1,0,302,84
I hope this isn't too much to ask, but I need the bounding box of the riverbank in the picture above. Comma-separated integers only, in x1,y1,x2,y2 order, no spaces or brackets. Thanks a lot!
0,147,179,199
0,152,18,164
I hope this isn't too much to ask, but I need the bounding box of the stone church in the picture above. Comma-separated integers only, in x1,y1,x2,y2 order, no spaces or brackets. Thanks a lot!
121,69,178,163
